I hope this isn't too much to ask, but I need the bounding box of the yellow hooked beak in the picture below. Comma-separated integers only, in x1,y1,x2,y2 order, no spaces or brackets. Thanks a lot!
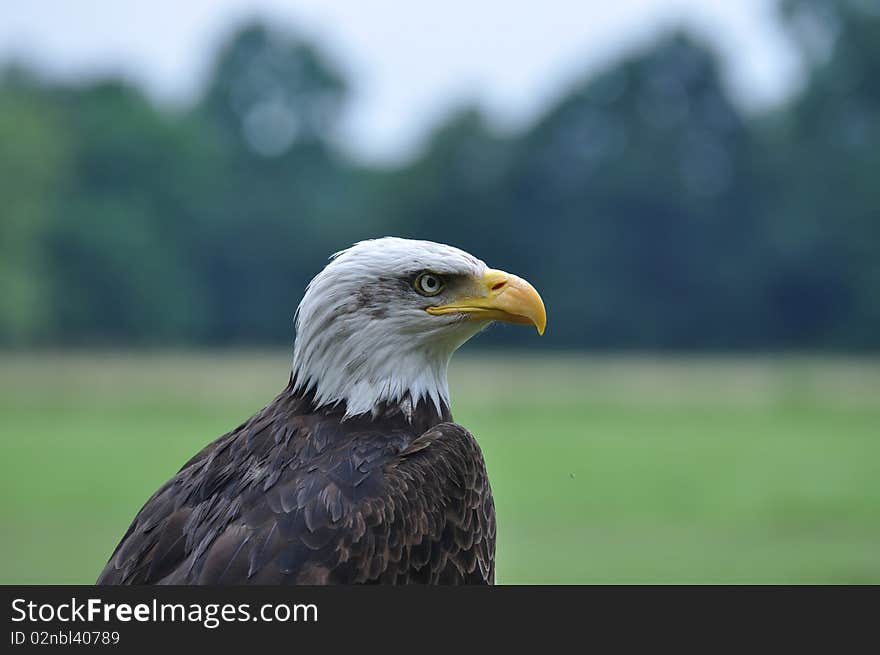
426,269,547,335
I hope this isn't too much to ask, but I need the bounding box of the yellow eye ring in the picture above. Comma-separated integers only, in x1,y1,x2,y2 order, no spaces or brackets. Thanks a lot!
414,272,445,296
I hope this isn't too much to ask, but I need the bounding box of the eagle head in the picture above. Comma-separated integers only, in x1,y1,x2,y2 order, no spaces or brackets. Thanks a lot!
291,237,546,418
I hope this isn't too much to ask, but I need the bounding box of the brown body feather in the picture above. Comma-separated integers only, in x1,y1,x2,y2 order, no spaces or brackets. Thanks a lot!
97,383,496,585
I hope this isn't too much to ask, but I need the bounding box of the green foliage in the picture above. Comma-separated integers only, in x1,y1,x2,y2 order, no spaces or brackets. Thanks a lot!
0,71,70,342
0,2,877,348
766,0,880,348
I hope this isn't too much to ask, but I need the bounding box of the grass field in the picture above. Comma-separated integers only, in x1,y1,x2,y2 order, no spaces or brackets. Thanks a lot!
1,351,878,584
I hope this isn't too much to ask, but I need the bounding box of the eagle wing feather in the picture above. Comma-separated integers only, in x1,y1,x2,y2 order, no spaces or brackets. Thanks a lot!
96,398,495,585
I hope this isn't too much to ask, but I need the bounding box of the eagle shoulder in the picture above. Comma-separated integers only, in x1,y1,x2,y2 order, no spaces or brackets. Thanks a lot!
97,401,496,585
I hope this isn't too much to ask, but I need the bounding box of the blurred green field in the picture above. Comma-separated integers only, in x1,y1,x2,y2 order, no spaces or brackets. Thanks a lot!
1,351,878,584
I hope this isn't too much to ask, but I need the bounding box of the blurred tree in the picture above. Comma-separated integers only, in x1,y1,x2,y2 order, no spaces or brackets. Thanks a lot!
0,6,878,350
758,0,880,347
501,34,760,348
379,107,514,262
192,23,363,343
0,68,70,343
201,22,346,155
44,81,209,343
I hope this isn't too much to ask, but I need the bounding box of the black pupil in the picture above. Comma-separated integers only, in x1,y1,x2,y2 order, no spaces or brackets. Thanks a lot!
424,277,437,290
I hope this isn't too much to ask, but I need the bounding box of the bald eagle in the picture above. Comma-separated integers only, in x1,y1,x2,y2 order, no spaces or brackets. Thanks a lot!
97,238,546,585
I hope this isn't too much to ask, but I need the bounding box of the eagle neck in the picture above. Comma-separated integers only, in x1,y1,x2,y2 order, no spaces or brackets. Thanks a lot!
285,378,452,432
289,341,456,423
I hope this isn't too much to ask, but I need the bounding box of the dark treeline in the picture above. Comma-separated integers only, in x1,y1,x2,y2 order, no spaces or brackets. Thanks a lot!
1,0,878,350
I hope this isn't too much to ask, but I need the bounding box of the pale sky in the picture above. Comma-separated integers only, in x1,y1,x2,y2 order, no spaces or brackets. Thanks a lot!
0,0,804,163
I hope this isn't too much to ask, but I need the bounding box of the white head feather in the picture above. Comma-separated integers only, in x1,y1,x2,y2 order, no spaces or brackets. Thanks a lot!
291,237,489,418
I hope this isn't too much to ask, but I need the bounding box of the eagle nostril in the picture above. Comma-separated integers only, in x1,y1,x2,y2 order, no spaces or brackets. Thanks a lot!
491,280,507,291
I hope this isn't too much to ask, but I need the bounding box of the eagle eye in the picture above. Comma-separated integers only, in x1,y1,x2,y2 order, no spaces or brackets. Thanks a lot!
414,272,445,296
